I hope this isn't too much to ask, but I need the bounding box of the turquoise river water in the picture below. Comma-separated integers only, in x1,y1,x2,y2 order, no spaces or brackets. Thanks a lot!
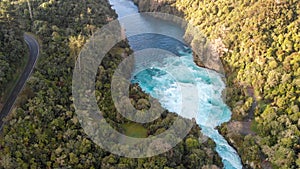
109,0,243,168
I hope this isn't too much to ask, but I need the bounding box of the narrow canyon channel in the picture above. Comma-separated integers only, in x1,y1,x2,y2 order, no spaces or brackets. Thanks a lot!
109,0,243,168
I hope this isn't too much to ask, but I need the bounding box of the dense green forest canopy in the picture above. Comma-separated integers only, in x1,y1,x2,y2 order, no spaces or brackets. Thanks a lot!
0,0,299,168
0,0,223,168
133,0,300,168
0,0,27,107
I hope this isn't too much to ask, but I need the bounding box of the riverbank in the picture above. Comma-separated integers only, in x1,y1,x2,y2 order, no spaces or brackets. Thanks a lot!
132,1,300,169
0,0,223,168
109,0,244,168
130,0,260,168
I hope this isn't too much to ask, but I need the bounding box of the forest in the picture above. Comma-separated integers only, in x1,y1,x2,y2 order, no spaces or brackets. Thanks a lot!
1,0,299,168
0,0,224,168
133,0,300,168
0,0,27,109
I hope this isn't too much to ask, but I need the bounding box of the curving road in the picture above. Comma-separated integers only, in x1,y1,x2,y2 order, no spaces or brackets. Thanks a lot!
0,33,39,130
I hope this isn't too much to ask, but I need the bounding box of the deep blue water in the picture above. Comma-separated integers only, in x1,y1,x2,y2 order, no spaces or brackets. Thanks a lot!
128,33,190,56
109,0,243,168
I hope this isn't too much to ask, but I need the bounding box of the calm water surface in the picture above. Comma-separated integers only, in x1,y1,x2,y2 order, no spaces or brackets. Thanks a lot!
109,0,243,168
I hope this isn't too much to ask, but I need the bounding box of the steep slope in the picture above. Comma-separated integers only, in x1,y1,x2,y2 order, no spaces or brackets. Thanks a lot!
0,0,223,168
132,0,300,168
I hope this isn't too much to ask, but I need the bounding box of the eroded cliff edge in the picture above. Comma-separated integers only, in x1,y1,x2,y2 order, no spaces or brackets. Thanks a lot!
132,0,300,169
0,0,223,168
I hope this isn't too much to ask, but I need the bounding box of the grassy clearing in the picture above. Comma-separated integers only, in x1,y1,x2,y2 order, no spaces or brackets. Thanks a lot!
121,123,148,138
250,120,259,133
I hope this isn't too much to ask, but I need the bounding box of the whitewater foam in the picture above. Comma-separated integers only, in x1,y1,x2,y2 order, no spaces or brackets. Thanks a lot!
132,49,242,169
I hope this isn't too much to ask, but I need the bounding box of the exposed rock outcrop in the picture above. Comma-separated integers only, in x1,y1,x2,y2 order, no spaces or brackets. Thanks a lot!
132,0,227,74
133,0,183,16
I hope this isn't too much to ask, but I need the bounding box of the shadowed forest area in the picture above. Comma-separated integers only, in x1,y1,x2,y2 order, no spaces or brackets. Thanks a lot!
0,0,224,168
133,0,300,168
0,0,28,109
0,0,299,168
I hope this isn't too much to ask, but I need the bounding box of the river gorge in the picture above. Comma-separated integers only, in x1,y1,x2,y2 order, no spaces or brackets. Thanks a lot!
109,0,243,168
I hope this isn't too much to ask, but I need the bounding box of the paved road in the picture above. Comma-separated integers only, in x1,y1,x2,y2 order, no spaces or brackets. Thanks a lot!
0,33,39,130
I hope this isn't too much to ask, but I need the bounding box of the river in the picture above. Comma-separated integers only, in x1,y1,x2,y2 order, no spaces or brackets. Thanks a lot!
108,0,243,168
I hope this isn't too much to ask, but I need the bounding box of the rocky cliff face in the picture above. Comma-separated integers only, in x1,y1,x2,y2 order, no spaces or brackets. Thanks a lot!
0,0,225,168
133,0,183,16
132,1,300,169
132,0,226,74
